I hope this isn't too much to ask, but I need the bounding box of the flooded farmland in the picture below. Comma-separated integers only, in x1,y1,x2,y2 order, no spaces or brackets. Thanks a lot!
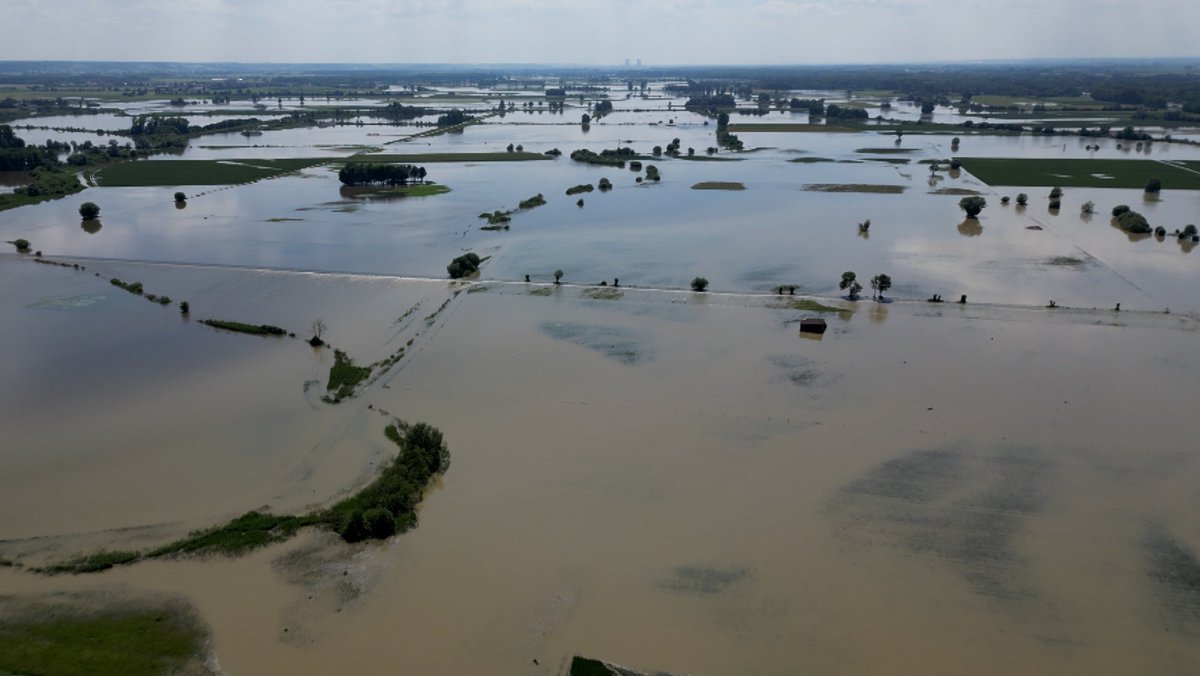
2,78,1200,675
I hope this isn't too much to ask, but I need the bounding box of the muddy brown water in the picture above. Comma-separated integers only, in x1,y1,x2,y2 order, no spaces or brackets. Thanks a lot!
2,260,1200,675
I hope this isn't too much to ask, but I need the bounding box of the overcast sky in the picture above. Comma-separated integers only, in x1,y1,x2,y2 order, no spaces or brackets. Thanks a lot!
5,0,1200,64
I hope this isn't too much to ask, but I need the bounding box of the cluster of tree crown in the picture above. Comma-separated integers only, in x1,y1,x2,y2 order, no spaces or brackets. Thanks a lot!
446,252,482,279
338,162,427,186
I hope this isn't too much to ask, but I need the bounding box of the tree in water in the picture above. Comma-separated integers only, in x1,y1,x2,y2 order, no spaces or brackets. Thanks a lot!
870,274,892,300
959,195,987,219
839,271,863,300
310,319,327,347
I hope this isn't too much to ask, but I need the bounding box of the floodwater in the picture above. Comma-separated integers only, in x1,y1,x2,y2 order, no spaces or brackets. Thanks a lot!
2,275,1199,675
3,90,1200,675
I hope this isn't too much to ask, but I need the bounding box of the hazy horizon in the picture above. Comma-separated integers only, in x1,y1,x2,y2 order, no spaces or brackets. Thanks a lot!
6,0,1200,65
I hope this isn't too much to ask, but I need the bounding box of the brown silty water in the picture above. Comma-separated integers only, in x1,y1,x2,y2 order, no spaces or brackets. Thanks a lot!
3,266,1199,675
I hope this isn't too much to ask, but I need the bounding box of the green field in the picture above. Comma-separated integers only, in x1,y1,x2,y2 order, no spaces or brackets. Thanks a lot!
0,600,208,676
726,123,859,133
95,158,327,186
347,152,551,163
957,158,1200,189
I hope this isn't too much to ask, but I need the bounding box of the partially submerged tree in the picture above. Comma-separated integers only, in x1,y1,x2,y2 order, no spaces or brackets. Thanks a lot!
1016,193,1029,206
1145,177,1162,194
870,273,892,300
553,269,563,284
79,201,100,220
1049,186,1063,199
310,319,327,347
839,271,863,300
1081,200,1095,214
959,195,987,219
691,276,709,292
174,191,186,203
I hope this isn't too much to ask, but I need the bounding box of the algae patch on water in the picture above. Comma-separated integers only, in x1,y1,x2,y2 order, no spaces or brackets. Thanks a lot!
803,184,906,194
540,321,649,365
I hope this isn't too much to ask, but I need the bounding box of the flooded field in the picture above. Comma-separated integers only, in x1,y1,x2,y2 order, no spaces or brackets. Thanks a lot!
2,85,1200,675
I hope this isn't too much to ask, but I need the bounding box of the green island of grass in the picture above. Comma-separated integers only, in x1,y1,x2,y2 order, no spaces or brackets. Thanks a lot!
956,157,1200,189
326,349,372,401
803,184,906,194
95,158,327,187
0,597,209,676
0,169,86,212
691,181,746,190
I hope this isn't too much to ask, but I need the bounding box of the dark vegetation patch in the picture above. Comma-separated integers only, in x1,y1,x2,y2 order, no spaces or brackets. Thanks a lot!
787,156,835,163
659,565,748,595
540,322,648,365
569,147,645,167
829,446,1053,601
1143,525,1200,634
1044,256,1088,267
199,319,287,336
325,349,371,402
583,287,623,300
96,158,325,186
566,183,595,196
447,252,483,279
930,187,984,195
0,596,209,676
855,147,919,154
803,184,906,194
691,181,745,190
518,193,546,209
774,298,849,314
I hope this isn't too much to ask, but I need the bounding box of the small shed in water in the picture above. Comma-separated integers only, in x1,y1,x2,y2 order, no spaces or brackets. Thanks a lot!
799,317,827,334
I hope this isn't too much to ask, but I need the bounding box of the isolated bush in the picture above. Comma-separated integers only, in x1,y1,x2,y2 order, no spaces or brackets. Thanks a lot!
959,195,987,219
174,191,186,202
12,238,30,251
1112,204,1131,217
1145,177,1162,194
1049,199,1061,210
1016,193,1029,206
691,276,709,292
1115,210,1151,234
1049,187,1063,199
79,201,100,220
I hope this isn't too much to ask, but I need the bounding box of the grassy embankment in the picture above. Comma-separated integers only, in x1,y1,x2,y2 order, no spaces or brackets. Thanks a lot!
726,123,859,133
39,421,449,574
957,158,1200,189
94,158,327,186
346,152,550,163
0,598,209,676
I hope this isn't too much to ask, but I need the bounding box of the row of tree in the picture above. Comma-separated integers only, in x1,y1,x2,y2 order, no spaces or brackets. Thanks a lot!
337,162,427,186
